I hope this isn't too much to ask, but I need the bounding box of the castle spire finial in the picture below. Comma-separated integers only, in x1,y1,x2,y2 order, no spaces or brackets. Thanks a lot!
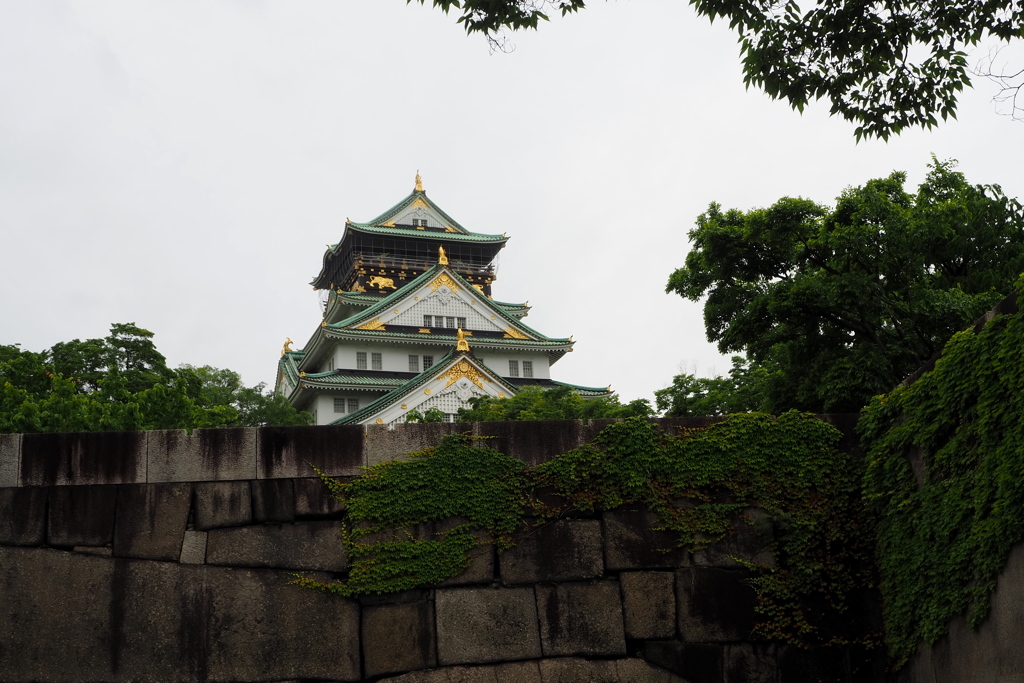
438,245,448,265
415,171,423,192
456,328,470,352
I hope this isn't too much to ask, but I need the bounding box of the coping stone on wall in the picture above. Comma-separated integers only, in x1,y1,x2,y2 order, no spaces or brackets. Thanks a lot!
112,483,192,561
206,520,347,572
257,424,365,479
48,485,118,547
193,481,253,530
604,508,688,571
147,428,257,483
676,567,758,643
20,431,147,487
471,420,586,466
499,519,603,584
621,571,677,640
536,581,627,658
0,486,48,546
362,600,437,678
364,422,464,468
0,433,20,487
251,478,296,523
435,586,542,666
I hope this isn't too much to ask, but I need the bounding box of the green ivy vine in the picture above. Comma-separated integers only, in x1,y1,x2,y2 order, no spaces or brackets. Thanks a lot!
300,413,874,649
860,290,1024,666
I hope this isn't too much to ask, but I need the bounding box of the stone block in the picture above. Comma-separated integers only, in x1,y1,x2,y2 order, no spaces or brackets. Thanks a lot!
294,476,345,517
438,534,495,587
621,571,676,639
358,588,432,606
117,561,361,682
0,433,20,487
692,507,775,568
435,586,542,665
252,478,296,523
206,521,348,571
0,546,118,682
677,567,757,642
0,546,361,682
495,660,543,683
536,581,627,658
147,427,256,482
48,484,117,547
20,431,146,486
472,420,586,466
0,486,47,545
500,519,603,584
604,508,687,571
365,422,464,467
615,658,689,683
73,545,112,556
724,643,779,683
257,424,365,478
113,483,191,560
180,530,207,564
644,641,724,683
362,600,437,677
193,480,252,530
538,657,619,682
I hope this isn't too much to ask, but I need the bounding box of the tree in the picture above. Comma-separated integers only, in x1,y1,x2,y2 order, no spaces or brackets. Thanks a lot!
456,385,653,422
0,324,311,433
655,356,775,416
666,159,1024,413
413,0,1024,139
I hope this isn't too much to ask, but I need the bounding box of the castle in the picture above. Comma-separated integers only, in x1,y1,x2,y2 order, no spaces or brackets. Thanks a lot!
276,175,607,425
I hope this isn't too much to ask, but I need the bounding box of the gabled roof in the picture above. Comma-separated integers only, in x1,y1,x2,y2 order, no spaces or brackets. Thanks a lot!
330,349,520,426
298,263,573,371
332,187,507,244
325,289,531,323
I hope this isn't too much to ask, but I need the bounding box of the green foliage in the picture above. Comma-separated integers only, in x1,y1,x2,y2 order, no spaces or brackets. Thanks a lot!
655,356,776,416
667,159,1024,413
0,324,311,433
404,406,447,423
860,289,1024,665
301,434,528,595
306,415,872,648
456,384,653,422
414,0,1023,139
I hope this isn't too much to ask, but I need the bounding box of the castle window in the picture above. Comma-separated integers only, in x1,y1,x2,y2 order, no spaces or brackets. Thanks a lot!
333,397,346,413
423,315,433,327
523,360,533,378
423,355,434,370
348,398,359,413
445,316,455,328
356,352,367,370
457,317,467,328
372,352,383,370
409,355,419,372
509,360,520,377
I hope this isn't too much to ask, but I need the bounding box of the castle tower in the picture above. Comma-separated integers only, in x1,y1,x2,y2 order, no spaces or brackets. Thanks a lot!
276,175,609,426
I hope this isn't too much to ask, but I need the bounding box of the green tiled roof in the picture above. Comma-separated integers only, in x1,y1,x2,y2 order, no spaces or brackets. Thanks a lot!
340,224,507,243
327,263,570,346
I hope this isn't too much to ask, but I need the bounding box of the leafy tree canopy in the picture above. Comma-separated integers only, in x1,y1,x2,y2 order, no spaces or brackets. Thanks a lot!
456,384,653,422
0,323,311,433
665,159,1024,414
412,0,1024,138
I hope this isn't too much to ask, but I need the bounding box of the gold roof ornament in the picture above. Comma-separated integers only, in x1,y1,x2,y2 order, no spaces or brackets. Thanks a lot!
415,171,424,192
281,337,293,356
438,245,448,265
456,327,470,352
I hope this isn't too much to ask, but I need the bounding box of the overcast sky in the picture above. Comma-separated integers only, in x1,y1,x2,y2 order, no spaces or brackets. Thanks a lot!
2,1,1023,404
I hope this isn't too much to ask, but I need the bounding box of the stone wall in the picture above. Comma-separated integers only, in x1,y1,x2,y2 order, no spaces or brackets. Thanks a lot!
0,417,867,682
